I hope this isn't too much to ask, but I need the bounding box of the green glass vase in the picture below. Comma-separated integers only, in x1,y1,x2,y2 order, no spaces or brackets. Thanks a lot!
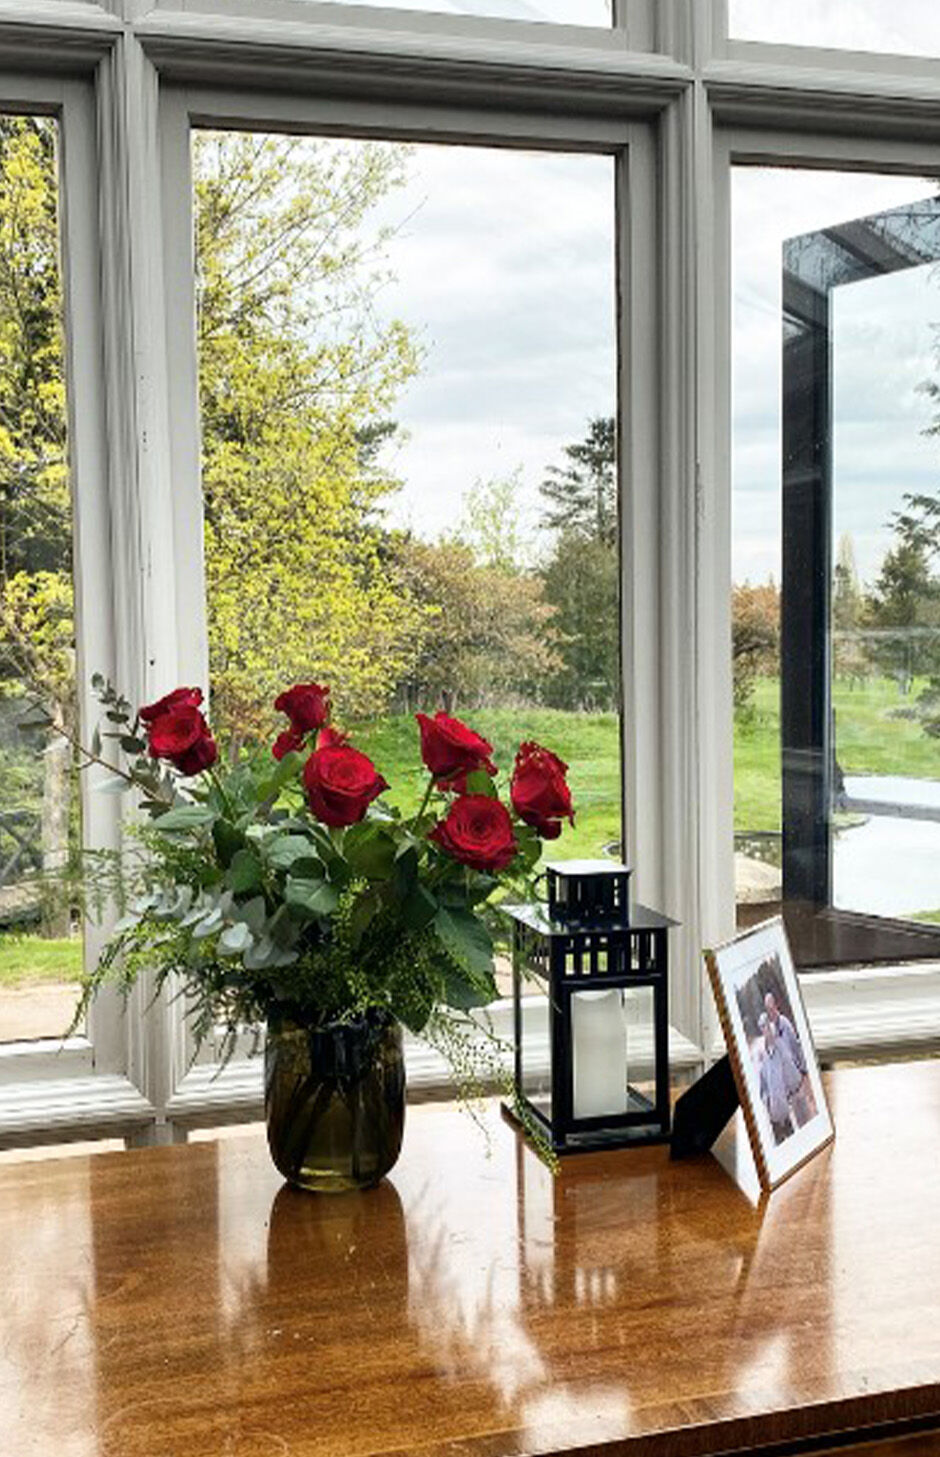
264,1010,405,1193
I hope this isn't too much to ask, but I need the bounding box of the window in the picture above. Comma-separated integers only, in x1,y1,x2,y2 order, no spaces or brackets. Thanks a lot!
732,163,940,968
0,114,83,1044
729,1,940,57
311,0,612,20
192,129,620,860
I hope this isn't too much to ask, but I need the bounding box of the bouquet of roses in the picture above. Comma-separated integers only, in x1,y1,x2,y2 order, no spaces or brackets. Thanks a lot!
76,675,574,1060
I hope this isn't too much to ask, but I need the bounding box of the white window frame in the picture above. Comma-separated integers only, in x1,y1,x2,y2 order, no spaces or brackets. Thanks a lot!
3,0,940,1147
0,66,153,1146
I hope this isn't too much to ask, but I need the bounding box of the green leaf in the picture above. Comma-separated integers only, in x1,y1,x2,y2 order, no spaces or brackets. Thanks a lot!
434,905,495,981
213,819,246,868
226,848,263,894
345,827,397,880
464,769,497,797
392,846,419,897
441,961,498,1010
349,888,382,949
90,726,102,758
153,804,217,832
401,883,438,932
265,834,320,872
120,734,147,754
192,907,224,939
285,877,340,918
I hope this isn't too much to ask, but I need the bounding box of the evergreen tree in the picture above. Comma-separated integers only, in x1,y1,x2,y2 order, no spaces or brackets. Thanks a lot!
539,416,616,546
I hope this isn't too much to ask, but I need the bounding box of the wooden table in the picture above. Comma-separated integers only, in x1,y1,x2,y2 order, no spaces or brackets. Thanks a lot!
4,1061,940,1457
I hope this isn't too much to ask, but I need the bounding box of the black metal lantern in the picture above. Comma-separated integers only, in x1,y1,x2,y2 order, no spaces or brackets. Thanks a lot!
504,861,675,1154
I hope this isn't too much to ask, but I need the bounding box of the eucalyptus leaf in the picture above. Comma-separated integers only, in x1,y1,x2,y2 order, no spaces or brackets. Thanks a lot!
231,896,267,936
153,804,217,832
192,908,224,939
218,921,254,956
95,774,133,795
243,935,298,971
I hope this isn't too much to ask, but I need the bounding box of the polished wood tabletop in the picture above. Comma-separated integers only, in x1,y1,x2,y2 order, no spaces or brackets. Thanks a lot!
4,1060,940,1457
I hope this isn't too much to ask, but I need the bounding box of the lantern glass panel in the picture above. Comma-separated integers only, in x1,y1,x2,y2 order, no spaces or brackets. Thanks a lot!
519,969,552,1122
623,984,657,1117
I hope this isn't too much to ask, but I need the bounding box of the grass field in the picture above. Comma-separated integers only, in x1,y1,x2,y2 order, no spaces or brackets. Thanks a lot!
735,675,940,834
0,936,82,989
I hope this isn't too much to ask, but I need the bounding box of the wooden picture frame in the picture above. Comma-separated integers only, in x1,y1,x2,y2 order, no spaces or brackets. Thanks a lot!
705,918,834,1191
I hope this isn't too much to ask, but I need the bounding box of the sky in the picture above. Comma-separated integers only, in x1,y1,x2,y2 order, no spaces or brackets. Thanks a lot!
365,143,617,554
732,168,940,588
313,0,609,21
730,0,940,55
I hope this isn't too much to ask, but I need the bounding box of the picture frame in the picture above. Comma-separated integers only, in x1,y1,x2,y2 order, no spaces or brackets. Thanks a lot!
705,917,834,1191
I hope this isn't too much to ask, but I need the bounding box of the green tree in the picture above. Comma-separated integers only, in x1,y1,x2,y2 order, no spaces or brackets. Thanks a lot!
392,534,559,712
540,532,620,710
832,534,869,687
866,520,940,695
457,469,531,572
0,116,74,934
539,416,616,547
193,132,429,738
732,581,779,714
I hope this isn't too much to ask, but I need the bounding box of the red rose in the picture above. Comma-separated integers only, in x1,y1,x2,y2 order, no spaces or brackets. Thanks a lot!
147,704,217,776
317,725,350,750
510,741,574,840
303,742,388,827
429,794,517,873
272,728,304,761
139,687,203,724
415,712,496,783
275,683,331,735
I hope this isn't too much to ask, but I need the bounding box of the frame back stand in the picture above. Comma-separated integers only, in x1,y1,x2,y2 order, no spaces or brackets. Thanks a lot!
670,1054,739,1159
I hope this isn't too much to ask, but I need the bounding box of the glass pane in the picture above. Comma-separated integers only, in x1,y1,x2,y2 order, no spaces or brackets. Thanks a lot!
729,0,940,56
193,131,619,864
733,165,940,960
308,0,611,24
0,116,84,1043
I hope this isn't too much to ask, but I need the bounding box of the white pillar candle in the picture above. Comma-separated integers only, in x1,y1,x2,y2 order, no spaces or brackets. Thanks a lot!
572,988,628,1119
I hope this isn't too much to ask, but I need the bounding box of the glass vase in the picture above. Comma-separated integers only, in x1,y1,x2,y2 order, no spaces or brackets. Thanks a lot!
264,1010,405,1193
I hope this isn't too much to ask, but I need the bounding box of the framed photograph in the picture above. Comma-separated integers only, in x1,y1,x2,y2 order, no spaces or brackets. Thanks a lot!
705,918,833,1191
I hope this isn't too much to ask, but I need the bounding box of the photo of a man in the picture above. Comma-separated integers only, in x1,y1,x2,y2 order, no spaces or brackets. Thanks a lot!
736,953,819,1145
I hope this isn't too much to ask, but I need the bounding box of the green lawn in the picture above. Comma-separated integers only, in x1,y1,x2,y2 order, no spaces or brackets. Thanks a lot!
352,708,623,862
0,936,82,989
735,675,940,834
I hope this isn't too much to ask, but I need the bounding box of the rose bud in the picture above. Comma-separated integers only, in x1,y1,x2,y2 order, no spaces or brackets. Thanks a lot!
146,704,218,776
303,741,388,827
429,794,517,873
139,687,203,724
415,711,497,784
510,742,574,840
272,728,304,761
274,683,331,735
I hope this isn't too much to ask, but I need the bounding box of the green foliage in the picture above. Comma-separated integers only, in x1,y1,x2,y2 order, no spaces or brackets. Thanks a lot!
540,532,620,710
193,131,431,737
72,682,564,1065
391,533,559,711
539,415,616,546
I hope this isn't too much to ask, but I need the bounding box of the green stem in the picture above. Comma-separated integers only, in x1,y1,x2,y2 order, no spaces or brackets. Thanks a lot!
208,765,236,820
411,774,436,832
